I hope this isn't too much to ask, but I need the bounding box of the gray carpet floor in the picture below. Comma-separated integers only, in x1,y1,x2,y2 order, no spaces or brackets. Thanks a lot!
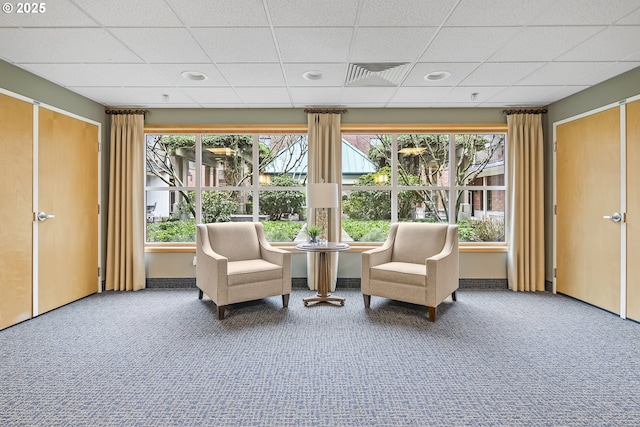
1,288,639,426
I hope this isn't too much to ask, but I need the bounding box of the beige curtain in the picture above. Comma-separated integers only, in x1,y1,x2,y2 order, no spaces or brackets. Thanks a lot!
307,113,342,291
507,113,545,292
105,113,145,291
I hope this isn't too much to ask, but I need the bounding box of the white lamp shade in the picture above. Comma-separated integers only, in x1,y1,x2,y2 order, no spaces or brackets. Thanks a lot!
307,183,338,208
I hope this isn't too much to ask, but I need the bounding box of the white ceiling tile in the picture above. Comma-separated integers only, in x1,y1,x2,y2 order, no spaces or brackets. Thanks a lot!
244,103,295,108
267,0,358,26
284,63,348,86
110,28,210,63
490,26,605,62
485,86,557,104
38,28,142,63
533,0,640,25
276,28,353,62
578,62,640,85
358,0,458,26
236,87,291,104
81,64,174,87
181,87,244,104
350,27,437,62
67,87,139,106
446,0,555,26
617,8,640,24
167,0,268,26
217,63,285,87
461,63,546,86
558,26,640,61
389,87,452,104
199,104,254,108
290,87,343,105
20,63,108,87
341,87,397,103
123,87,197,105
143,104,205,109
152,64,229,87
517,62,615,86
0,0,97,27
402,63,480,86
73,0,182,26
191,28,279,62
440,86,508,104
0,29,66,63
421,27,521,62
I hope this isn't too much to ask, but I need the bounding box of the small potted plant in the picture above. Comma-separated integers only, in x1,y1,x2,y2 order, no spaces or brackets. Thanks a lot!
306,225,321,244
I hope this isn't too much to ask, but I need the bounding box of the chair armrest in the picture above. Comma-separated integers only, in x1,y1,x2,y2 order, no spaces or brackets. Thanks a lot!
425,226,459,305
196,225,229,304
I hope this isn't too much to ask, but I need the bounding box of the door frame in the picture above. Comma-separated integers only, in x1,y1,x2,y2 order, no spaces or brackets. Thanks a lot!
31,100,102,317
553,94,640,319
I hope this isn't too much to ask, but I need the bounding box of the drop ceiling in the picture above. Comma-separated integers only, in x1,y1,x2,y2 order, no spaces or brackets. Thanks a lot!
1,0,639,109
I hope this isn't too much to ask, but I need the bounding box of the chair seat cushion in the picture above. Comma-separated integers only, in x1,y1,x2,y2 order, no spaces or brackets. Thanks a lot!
228,259,283,286
370,262,426,287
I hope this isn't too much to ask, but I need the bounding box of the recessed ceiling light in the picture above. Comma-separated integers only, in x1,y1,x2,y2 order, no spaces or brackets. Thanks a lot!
181,71,208,81
424,71,451,81
302,70,323,81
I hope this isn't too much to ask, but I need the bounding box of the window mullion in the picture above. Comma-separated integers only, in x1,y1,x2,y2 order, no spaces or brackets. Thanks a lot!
391,133,398,223
449,132,456,225
195,134,202,224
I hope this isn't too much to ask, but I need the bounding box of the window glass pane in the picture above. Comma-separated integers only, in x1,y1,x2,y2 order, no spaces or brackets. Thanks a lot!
258,134,308,184
342,134,384,186
202,134,252,187
145,134,197,243
341,134,391,242
457,190,505,242
257,134,307,242
343,190,391,242
201,189,250,222
455,134,505,186
397,134,450,186
145,190,195,242
146,134,196,188
398,190,450,223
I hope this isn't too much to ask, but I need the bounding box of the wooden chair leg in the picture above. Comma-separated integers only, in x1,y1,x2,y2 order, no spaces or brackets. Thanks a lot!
218,305,226,320
451,291,457,301
427,306,436,322
363,294,371,308
282,294,290,308
198,289,203,300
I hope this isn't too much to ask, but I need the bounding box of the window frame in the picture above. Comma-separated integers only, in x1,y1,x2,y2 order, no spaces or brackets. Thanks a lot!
144,123,507,252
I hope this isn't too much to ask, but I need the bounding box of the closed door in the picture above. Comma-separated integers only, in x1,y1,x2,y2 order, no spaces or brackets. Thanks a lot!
37,107,99,314
556,107,621,314
0,93,33,330
627,100,640,321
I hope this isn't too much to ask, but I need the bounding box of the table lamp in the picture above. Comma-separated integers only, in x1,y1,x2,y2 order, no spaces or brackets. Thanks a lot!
307,182,338,244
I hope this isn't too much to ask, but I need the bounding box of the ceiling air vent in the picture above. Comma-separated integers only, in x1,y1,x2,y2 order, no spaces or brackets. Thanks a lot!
345,62,410,87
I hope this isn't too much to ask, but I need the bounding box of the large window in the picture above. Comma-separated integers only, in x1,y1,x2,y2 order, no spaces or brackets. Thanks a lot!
341,131,506,243
145,132,307,243
145,127,506,245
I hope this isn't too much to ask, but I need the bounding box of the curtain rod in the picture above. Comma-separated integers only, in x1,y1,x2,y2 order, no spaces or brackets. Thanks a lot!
304,108,348,114
502,108,547,115
105,109,150,115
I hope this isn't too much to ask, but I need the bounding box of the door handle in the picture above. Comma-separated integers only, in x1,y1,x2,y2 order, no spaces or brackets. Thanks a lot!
602,212,622,223
36,211,56,222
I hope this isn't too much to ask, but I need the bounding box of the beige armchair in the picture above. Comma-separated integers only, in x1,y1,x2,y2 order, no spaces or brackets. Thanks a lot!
361,222,459,322
196,222,291,320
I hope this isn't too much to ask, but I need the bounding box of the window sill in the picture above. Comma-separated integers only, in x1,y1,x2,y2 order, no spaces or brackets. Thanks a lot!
145,242,507,254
